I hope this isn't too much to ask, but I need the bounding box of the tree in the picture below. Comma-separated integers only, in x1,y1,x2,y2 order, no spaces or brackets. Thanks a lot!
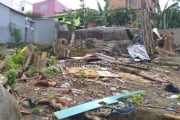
25,12,42,19
96,0,109,25
107,8,138,26
154,0,180,28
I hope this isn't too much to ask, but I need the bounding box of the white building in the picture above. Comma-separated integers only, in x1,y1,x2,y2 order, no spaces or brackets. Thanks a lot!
19,0,32,13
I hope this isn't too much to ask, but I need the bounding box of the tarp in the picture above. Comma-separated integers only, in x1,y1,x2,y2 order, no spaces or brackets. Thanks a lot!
127,44,150,61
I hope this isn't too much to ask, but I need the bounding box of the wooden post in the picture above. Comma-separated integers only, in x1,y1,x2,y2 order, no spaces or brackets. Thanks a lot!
141,0,155,56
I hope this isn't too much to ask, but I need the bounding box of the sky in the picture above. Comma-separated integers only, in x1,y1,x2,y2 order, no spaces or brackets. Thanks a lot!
13,0,176,10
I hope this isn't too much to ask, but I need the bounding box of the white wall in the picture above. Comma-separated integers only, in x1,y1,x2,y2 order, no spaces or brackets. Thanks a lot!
19,1,33,13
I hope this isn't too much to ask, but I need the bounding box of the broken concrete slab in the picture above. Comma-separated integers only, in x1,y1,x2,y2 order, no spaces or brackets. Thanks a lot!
0,84,22,120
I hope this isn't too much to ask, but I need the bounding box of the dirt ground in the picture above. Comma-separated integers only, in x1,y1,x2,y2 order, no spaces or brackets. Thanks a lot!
12,54,180,120
1,45,180,120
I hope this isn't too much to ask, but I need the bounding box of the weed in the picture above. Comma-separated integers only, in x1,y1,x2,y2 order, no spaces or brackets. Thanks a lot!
131,93,144,106
7,49,25,69
77,69,85,81
25,67,37,77
50,56,57,65
6,70,17,86
44,66,60,74
32,107,40,114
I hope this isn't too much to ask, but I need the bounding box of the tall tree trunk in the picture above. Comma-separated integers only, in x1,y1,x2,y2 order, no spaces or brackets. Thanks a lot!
141,0,155,56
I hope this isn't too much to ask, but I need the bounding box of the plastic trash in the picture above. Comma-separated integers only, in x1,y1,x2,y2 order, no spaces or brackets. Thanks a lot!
127,44,150,61
165,83,180,94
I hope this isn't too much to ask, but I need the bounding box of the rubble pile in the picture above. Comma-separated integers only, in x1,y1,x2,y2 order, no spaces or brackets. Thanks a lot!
0,28,180,120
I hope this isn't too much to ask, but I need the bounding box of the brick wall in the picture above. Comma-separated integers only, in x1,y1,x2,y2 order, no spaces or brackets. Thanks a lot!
109,0,126,9
109,0,141,9
129,0,141,9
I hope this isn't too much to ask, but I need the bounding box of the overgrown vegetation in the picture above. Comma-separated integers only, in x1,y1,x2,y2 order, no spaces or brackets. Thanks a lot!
63,0,138,28
25,67,38,77
154,0,180,28
50,56,57,65
7,49,25,69
44,66,60,74
5,49,25,86
6,69,18,86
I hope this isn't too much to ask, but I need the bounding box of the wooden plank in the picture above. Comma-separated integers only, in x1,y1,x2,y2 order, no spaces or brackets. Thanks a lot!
54,90,144,120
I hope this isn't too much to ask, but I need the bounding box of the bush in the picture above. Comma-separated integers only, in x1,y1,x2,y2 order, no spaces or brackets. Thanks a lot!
25,67,38,77
44,66,60,74
6,70,17,86
50,56,56,65
7,49,25,69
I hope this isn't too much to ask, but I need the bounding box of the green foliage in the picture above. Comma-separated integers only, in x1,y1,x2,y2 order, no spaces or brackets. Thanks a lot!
131,94,144,106
25,12,42,19
32,107,40,114
25,67,37,77
60,0,140,27
107,8,138,26
64,0,138,27
6,70,17,86
77,69,85,81
50,56,57,65
44,66,60,74
154,2,180,28
7,50,25,69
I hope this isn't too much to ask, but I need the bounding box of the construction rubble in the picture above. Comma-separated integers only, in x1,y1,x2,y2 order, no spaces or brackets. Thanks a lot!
0,27,180,120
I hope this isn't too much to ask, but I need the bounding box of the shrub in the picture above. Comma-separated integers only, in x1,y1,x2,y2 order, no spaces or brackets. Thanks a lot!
7,49,25,69
6,70,17,86
25,67,38,77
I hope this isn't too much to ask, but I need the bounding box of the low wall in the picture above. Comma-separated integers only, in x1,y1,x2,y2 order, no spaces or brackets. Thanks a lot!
163,28,180,46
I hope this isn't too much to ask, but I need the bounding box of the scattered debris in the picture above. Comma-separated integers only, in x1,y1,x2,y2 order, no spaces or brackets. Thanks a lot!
0,25,179,120
35,81,57,87
163,114,180,120
54,90,144,119
165,83,180,94
127,44,150,61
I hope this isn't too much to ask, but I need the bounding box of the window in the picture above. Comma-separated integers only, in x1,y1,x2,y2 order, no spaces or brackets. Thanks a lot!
40,4,47,10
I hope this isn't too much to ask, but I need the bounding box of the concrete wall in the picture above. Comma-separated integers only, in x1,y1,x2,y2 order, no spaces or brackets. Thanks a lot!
0,4,11,43
10,10,26,42
165,28,180,46
0,4,26,43
33,19,55,45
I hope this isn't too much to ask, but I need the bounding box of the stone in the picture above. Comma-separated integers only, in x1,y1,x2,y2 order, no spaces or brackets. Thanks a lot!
0,74,7,84
0,84,22,120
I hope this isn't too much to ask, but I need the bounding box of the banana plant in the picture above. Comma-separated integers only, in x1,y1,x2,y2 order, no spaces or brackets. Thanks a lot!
154,0,180,28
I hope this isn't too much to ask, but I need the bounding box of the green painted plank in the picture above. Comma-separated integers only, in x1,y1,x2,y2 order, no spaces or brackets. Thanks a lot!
54,90,144,120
